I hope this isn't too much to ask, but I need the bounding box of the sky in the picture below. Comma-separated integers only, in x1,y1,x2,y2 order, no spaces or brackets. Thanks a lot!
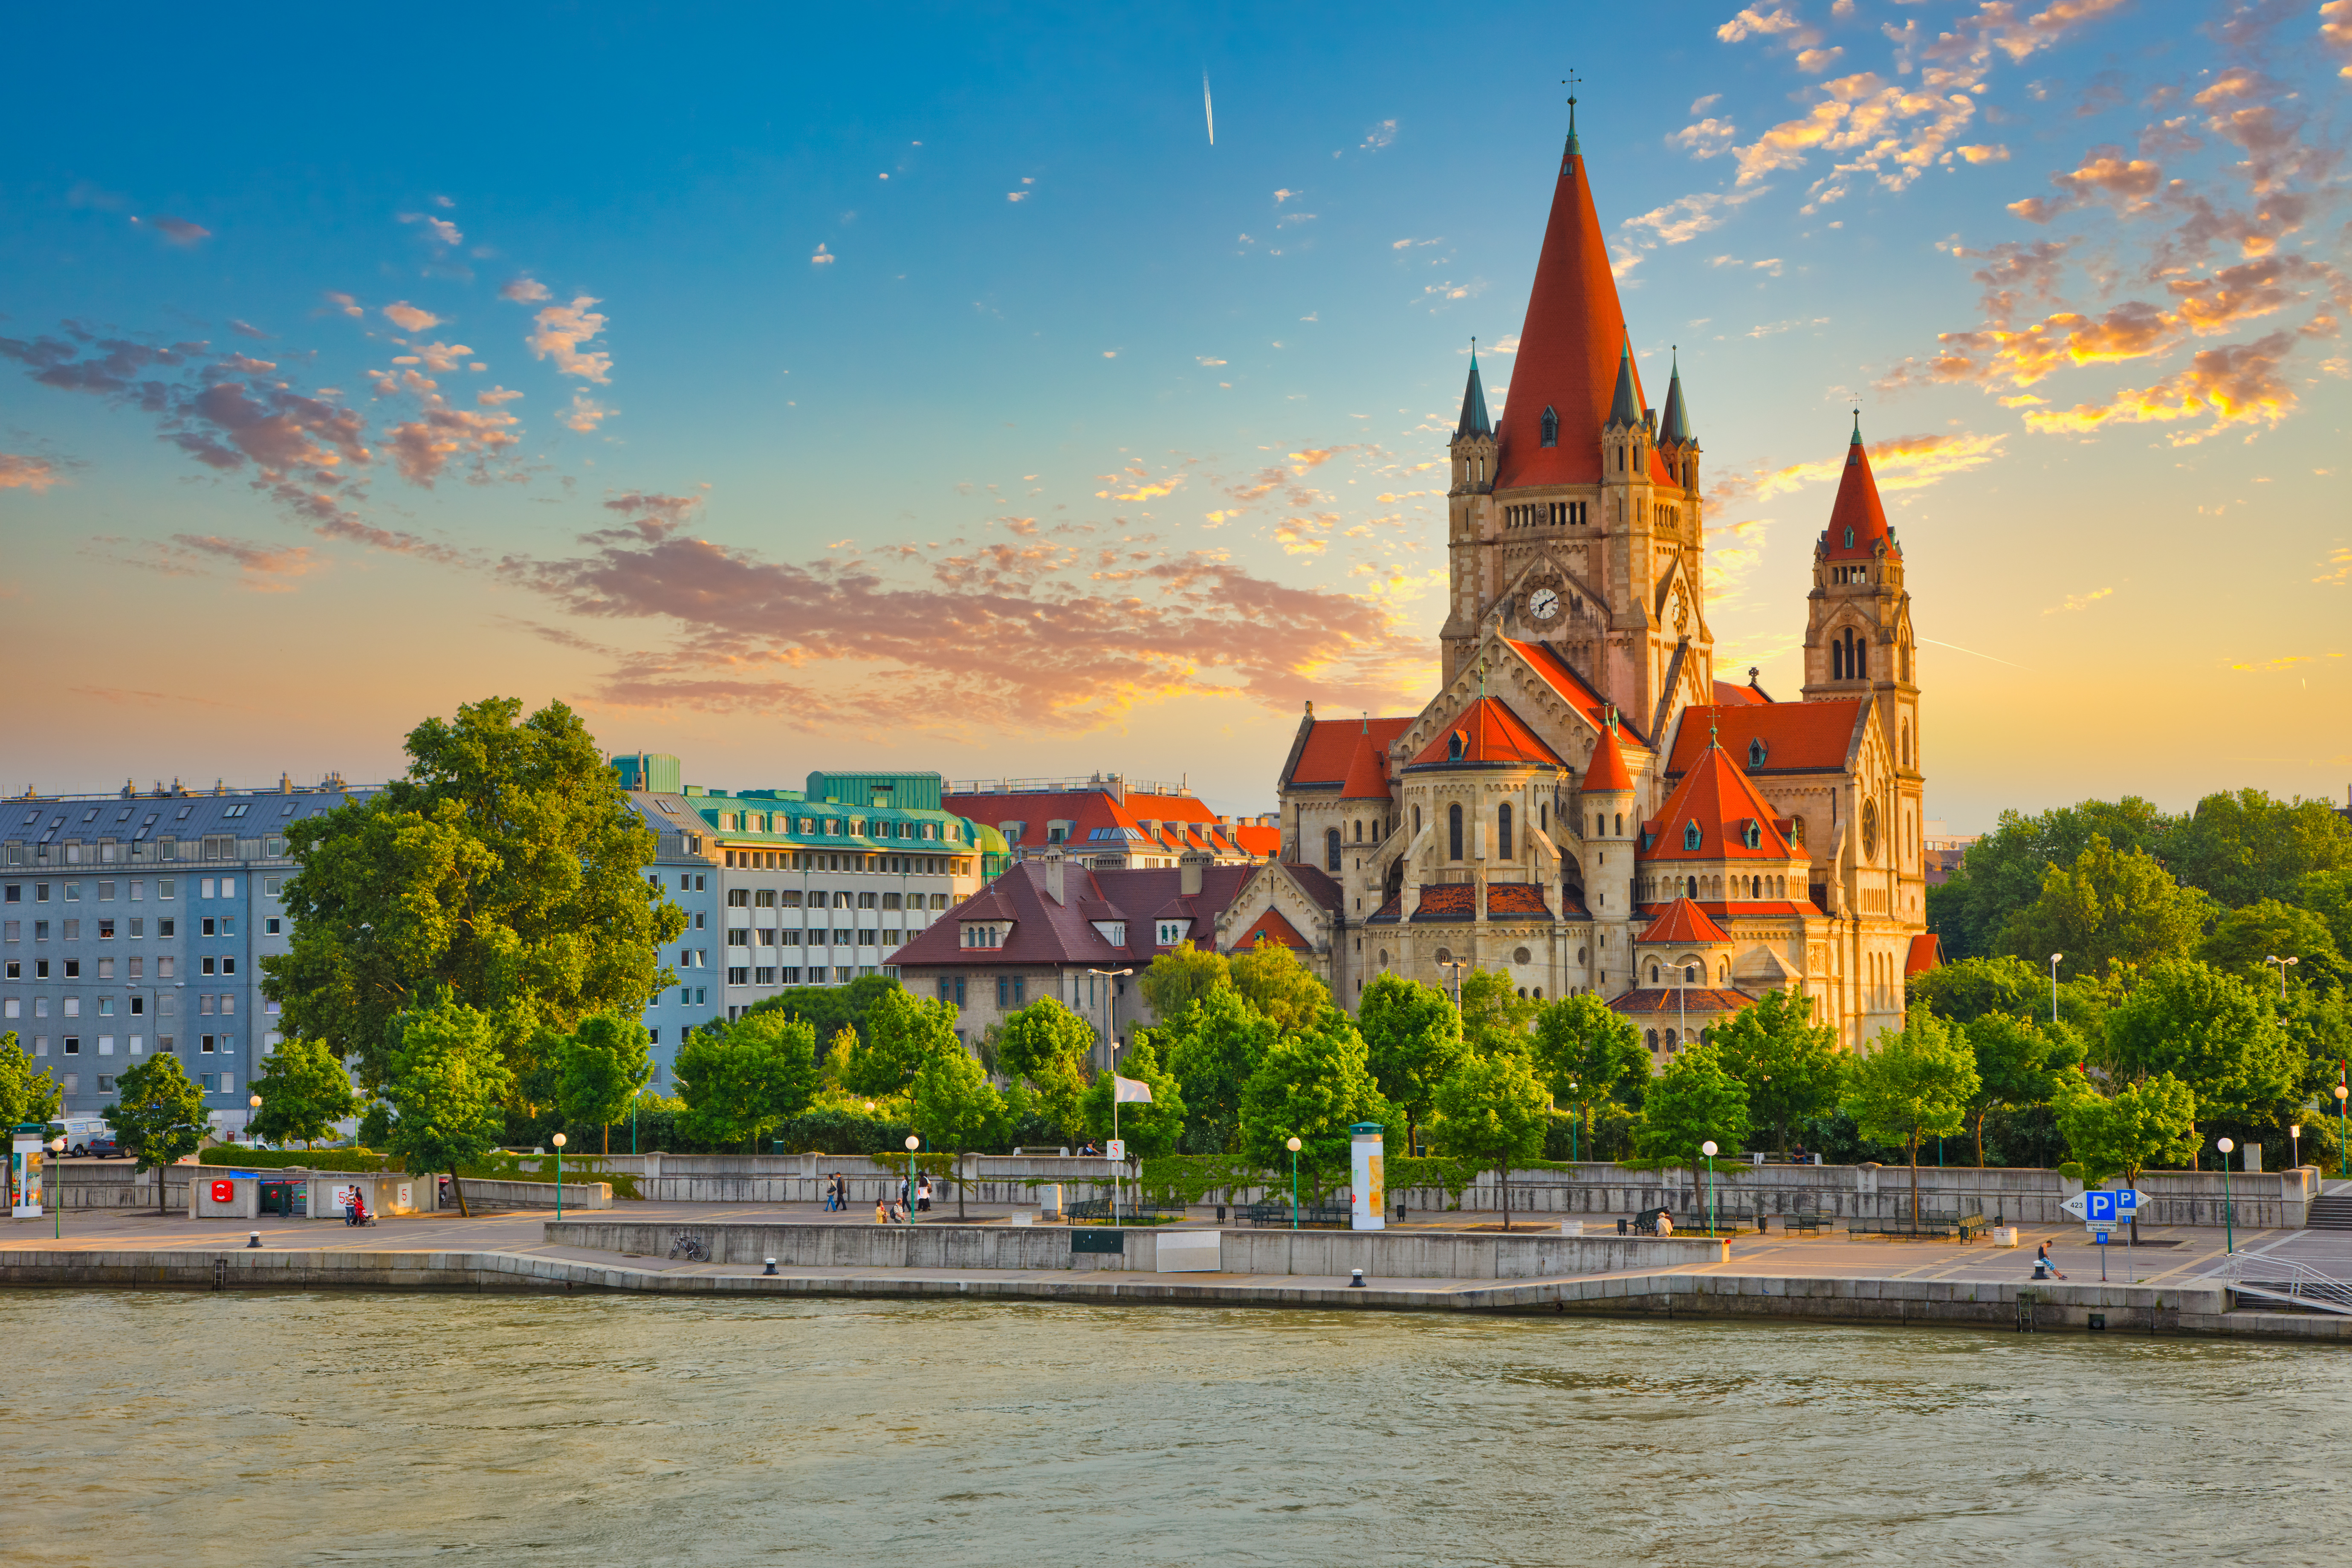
2,1,2347,831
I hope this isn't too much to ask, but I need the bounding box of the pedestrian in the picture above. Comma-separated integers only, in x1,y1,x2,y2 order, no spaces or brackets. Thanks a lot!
874,1197,888,1225
833,1173,847,1212
1656,1209,1674,1237
2033,1242,2066,1281
917,1174,932,1213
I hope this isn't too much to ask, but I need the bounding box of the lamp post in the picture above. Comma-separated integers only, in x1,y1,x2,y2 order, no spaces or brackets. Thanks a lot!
1701,1140,1718,1235
1438,959,1467,1010
2263,954,2298,998
49,1134,64,1240
552,1132,566,1221
247,1093,262,1148
2337,1084,2348,1177
905,1134,921,1219
2048,953,2063,1024
1086,966,1133,1074
2290,1123,2301,1173
1286,1136,1303,1230
1565,1079,1580,1163
2216,1136,2235,1254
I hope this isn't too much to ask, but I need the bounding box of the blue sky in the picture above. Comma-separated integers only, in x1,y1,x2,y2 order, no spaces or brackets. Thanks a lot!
3,1,2347,828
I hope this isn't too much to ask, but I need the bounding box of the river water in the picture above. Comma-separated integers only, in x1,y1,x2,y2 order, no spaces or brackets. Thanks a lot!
8,1291,2345,1566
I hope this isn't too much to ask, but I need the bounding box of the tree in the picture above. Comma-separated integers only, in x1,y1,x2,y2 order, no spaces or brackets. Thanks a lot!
0,1031,62,1130
248,1038,363,1149
1627,1040,1753,1218
2056,1072,2199,1187
1930,796,2176,960
381,1000,515,1218
2297,869,2352,964
1428,1050,1551,1230
1079,1037,1188,1159
1456,968,1537,1057
747,972,903,1053
1844,1008,1979,1227
1237,1006,1387,1179
107,1053,212,1215
2102,958,2301,1131
2199,899,2349,995
1154,988,1276,1154
2168,788,2352,908
1907,955,2048,1024
1997,833,2213,979
1228,938,1329,1033
1959,1012,2085,1166
909,1045,1007,1219
1357,972,1467,1155
995,997,1097,1137
556,1013,656,1155
1138,941,1230,1020
1708,988,1846,1154
1528,994,1646,1156
261,697,686,1094
674,1012,823,1155
840,987,958,1098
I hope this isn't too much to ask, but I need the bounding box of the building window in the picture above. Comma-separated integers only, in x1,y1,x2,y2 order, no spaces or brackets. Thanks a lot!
1448,804,1464,862
1497,804,1513,861
1325,827,1342,874
1742,820,1762,850
1683,822,1702,851
1540,405,1558,447
1748,738,1767,768
997,976,1010,1010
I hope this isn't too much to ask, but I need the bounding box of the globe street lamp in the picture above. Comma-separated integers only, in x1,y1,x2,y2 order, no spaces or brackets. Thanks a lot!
552,1132,566,1221
1286,1136,1303,1230
1565,1079,1580,1163
49,1134,64,1240
247,1093,262,1149
2264,954,2298,998
2290,1122,2302,1173
2048,954,2064,1024
1701,1140,1719,1235
2337,1084,2348,1177
2216,1136,2235,1254
905,1134,921,1220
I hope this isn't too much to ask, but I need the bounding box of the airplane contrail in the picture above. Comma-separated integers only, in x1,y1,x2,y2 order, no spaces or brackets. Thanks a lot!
1204,72,1214,146
1919,636,2031,671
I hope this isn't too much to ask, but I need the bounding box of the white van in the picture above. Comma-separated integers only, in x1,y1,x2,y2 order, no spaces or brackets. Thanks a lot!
56,1116,115,1158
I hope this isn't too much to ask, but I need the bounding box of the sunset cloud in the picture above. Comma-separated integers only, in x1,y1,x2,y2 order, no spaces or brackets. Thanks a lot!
383,301,442,333
134,214,212,246
527,296,612,383
2022,329,2300,442
168,534,324,591
500,277,553,303
559,393,612,433
398,212,463,247
1708,430,2008,514
2044,586,2114,614
382,399,522,484
0,453,65,491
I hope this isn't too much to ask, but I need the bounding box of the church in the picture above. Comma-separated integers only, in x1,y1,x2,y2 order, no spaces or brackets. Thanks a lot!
1259,113,1936,1058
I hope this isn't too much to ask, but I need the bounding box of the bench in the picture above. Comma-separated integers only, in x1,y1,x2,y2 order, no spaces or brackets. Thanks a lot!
1068,1195,1188,1226
1847,1209,1986,1242
1786,1212,1830,1236
1243,1199,1352,1229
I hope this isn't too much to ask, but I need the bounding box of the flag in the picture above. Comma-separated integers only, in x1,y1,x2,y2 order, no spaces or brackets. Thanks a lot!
1113,1074,1153,1104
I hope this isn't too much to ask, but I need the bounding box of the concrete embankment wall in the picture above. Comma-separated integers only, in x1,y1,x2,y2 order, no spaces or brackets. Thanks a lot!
1,1247,2343,1342
540,1220,1726,1278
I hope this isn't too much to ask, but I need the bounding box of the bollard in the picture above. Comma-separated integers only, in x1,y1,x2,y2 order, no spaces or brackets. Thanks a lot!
1349,1269,1365,1288
763,1257,779,1276
247,1231,262,1249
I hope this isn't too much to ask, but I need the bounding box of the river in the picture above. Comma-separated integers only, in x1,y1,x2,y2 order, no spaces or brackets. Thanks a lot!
8,1291,2343,1565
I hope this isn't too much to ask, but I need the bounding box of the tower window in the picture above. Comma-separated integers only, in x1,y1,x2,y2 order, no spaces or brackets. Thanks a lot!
1748,738,1767,768
1683,822,1702,851
1326,827,1342,874
1448,804,1464,862
1843,526,1854,547
1742,820,1762,850
1540,406,1559,447
1448,731,1465,761
1497,804,1513,861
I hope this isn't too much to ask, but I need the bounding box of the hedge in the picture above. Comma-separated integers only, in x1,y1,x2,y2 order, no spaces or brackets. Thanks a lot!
199,1148,399,1172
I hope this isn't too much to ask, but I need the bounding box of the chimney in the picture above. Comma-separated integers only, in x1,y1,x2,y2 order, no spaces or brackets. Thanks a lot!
1180,848,1208,897
1043,847,1067,905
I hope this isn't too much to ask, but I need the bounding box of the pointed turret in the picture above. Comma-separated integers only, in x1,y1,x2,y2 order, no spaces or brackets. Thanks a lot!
1339,721,1392,801
1455,345,1493,438
1582,712,1634,796
1659,353,1694,446
1606,337,1640,431
1821,414,1898,561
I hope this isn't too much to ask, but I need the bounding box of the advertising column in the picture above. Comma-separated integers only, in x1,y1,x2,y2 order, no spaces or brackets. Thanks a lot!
1350,1122,1385,1231
10,1127,45,1218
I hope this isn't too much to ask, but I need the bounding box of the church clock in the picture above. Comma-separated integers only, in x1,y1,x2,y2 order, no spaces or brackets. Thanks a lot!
1527,585,1561,623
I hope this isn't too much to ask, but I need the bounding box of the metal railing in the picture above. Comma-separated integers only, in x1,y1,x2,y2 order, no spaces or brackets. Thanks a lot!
2216,1254,2352,1315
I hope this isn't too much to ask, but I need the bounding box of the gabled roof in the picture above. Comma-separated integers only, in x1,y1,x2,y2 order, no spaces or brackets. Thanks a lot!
1339,723,1392,801
1665,701,1864,777
894,858,1320,969
1406,697,1565,770
1233,906,1310,951
1821,416,1901,563
1504,639,1652,749
1610,987,1759,1018
1637,896,1730,946
939,783,1261,859
1710,679,1768,707
1906,932,1944,977
1283,716,1415,791
1641,735,1803,864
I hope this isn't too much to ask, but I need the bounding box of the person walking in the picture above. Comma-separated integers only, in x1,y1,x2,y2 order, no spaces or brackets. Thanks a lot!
916,1174,932,1214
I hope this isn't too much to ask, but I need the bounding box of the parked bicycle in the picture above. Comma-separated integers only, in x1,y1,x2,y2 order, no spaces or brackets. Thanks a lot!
668,1232,712,1262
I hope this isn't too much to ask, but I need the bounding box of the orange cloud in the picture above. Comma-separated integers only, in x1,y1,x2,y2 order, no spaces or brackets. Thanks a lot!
0,453,63,491
2022,330,2300,442
527,296,612,383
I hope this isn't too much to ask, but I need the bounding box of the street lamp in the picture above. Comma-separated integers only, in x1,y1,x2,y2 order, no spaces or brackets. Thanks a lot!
2216,1136,2235,1254
1286,1136,1303,1230
49,1134,64,1240
2264,955,2298,998
905,1133,921,1219
2048,954,2063,1023
552,1132,566,1221
1438,959,1467,1008
2337,1084,2348,1177
2290,1123,2302,1173
1565,1079,1580,1163
248,1094,262,1148
1701,1140,1718,1235
1086,967,1133,1073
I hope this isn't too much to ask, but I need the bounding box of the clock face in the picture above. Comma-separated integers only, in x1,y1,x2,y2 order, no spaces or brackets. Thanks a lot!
1528,587,1562,622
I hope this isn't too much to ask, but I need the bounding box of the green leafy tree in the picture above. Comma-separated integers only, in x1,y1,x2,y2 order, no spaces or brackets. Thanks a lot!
909,1044,1007,1219
745,972,903,1049
1079,1037,1189,1159
995,997,1096,1138
2297,869,2352,963
1626,1040,1753,1215
107,1053,212,1215
1844,1008,1979,1227
1959,1012,2085,1167
1154,988,1276,1154
381,1000,515,1218
1138,941,1231,1020
1931,797,2176,960
248,1037,363,1148
1528,994,1646,1156
1907,955,2048,1024
1229,938,1329,1034
556,1013,656,1155
1237,1006,1387,1179
2199,899,2348,995
0,1031,63,1129
2168,788,2352,908
674,1012,824,1156
840,987,958,1098
2056,1072,2200,1187
2101,958,2301,1131
1357,972,1467,1154
1997,833,2213,979
1708,988,1845,1154
1456,968,1537,1057
261,697,687,1095
1428,1049,1551,1230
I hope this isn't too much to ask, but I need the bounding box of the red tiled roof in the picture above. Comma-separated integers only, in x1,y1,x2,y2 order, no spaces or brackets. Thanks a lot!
1665,701,1863,776
1410,884,1476,921
1582,717,1633,794
1906,932,1944,977
1642,741,1804,865
1504,639,1651,748
894,859,1334,970
1366,891,1404,924
1486,882,1554,920
1609,987,1760,1018
1407,697,1565,769
1339,724,1392,800
1711,679,1768,706
1821,422,1901,563
1285,716,1415,790
1231,823,1282,858
1635,900,1823,920
1232,906,1310,952
941,784,1267,859
1637,896,1730,945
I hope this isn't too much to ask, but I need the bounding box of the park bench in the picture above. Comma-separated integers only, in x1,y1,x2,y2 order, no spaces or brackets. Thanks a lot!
1847,1209,1985,1242
1067,1195,1188,1226
1243,1199,1352,1229
1786,1212,1830,1236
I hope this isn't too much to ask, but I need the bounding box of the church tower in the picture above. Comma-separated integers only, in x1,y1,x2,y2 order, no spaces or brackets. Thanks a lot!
1442,345,1498,689
1801,415,1919,771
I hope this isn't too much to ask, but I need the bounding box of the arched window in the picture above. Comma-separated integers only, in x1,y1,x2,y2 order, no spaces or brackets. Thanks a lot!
1684,964,1698,984
1749,738,1768,769
1614,813,1623,836
1594,812,1603,837
1686,875,1699,898
1325,827,1342,873
1448,803,1464,862
1901,722,1911,767
1832,637,1846,681
1414,805,1422,837
1646,1029,1660,1052
1843,525,1854,547
1742,820,1762,850
1354,819,1363,842
1789,813,1806,846
1664,1028,1679,1050
1648,963,1660,984
1683,822,1702,851
1855,637,1867,679
1497,803,1514,860
1541,405,1559,447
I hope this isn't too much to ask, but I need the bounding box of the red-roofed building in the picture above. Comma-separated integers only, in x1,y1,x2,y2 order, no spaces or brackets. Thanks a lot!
943,774,1279,874
1268,112,1930,1055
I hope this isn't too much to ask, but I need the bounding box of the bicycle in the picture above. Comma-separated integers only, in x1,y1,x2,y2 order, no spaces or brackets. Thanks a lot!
668,1232,712,1262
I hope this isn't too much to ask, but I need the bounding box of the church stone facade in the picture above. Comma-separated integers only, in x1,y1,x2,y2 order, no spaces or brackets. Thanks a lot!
1268,120,1935,1059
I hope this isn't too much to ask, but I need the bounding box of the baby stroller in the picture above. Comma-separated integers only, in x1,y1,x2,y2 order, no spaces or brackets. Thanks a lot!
344,1193,378,1227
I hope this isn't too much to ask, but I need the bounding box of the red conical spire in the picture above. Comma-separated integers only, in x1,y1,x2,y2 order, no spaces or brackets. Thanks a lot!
1493,137,1645,489
1822,414,1899,562
1582,712,1633,794
1339,720,1392,800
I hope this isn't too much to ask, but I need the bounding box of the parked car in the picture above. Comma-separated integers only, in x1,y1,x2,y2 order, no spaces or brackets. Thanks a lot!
56,1117,113,1158
86,1131,126,1159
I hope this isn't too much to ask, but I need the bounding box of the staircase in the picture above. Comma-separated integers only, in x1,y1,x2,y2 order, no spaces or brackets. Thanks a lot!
2309,1188,2352,1231
2217,1255,2352,1316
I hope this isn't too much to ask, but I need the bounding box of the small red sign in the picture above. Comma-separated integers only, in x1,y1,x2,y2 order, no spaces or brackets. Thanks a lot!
211,1179,234,1203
